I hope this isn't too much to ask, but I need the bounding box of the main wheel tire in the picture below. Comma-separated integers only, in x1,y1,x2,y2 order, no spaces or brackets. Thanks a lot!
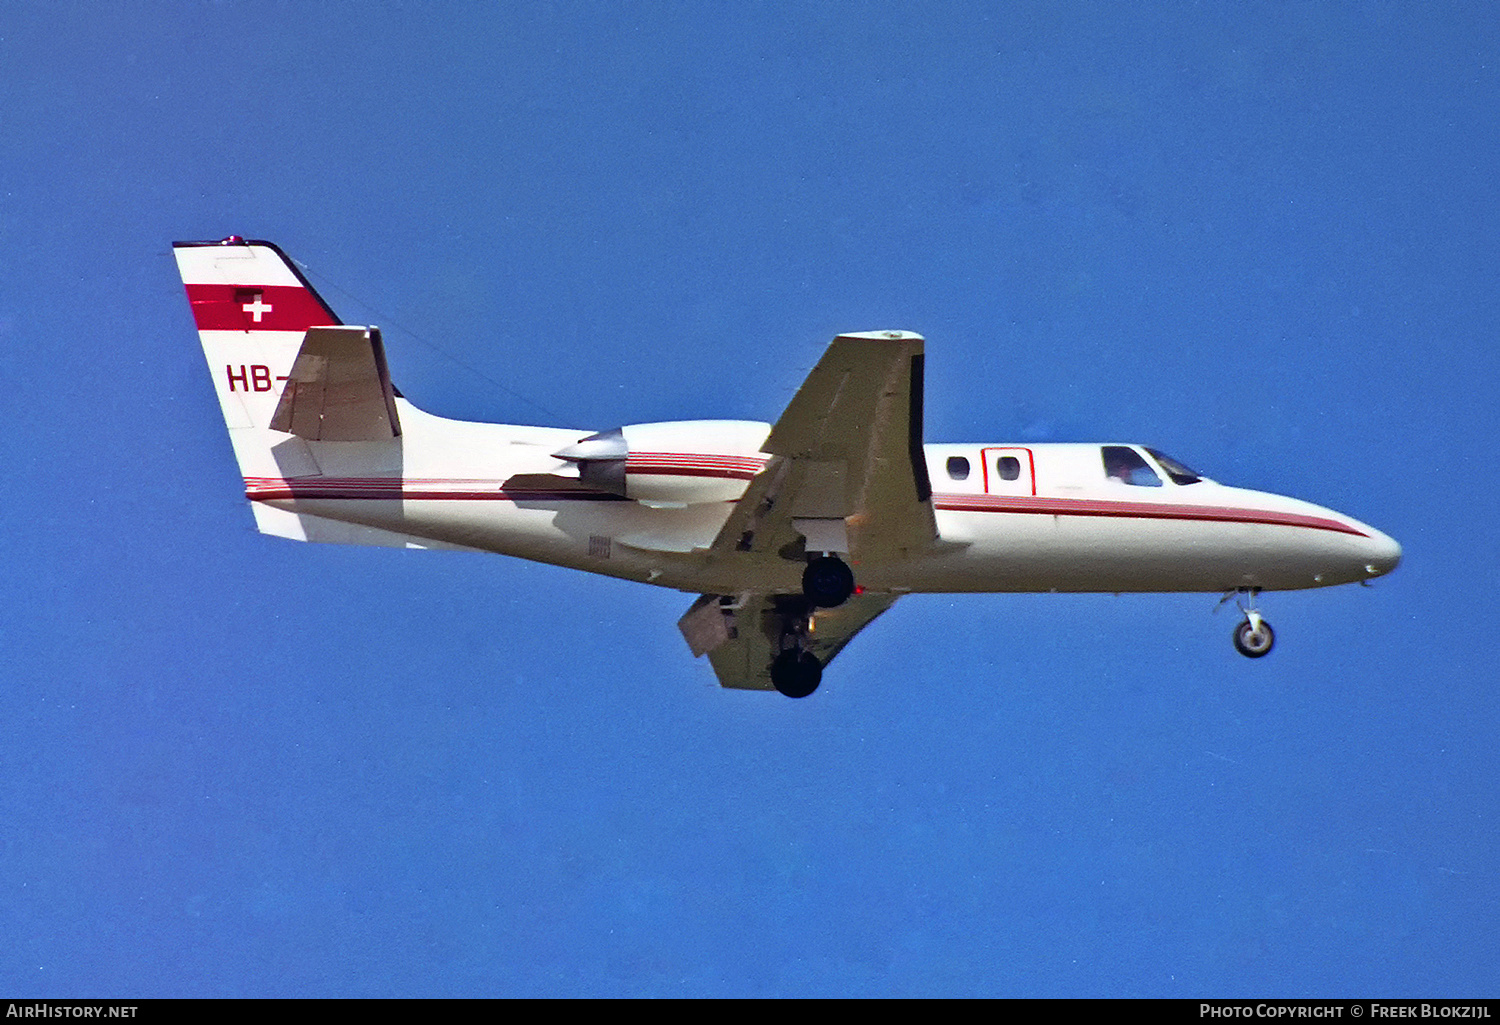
1233,619,1275,658
770,650,823,698
802,556,855,609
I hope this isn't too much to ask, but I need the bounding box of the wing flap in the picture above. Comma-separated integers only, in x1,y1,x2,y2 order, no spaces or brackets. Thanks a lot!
680,591,900,690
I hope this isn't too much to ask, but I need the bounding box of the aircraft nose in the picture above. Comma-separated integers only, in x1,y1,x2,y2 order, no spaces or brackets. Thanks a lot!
1359,526,1402,579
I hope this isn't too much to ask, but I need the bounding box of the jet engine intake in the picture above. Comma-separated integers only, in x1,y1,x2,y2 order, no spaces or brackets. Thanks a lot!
552,427,628,496
552,421,771,505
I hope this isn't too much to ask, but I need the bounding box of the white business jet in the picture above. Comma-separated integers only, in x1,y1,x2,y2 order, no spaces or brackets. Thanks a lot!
174,238,1401,698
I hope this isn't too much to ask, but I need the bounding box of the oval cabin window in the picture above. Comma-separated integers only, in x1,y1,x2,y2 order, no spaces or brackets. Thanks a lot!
946,456,970,480
996,456,1021,481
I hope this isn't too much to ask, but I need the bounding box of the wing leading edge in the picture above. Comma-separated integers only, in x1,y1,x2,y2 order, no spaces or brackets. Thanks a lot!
709,331,936,566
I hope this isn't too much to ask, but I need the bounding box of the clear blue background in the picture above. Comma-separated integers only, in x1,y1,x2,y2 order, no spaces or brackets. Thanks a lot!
1,1,1495,997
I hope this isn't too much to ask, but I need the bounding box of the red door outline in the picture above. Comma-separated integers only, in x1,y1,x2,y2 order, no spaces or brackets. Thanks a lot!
981,447,1037,495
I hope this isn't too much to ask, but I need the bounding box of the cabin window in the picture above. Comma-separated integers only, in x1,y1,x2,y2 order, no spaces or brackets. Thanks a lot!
996,456,1021,481
946,456,970,480
1145,448,1203,485
1102,446,1162,487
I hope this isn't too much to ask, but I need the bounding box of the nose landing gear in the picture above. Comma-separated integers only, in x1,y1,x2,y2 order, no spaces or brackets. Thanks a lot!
1233,614,1275,658
1224,588,1275,658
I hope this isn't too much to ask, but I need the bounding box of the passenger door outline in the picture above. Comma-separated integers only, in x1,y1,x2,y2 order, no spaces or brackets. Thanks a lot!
981,446,1036,496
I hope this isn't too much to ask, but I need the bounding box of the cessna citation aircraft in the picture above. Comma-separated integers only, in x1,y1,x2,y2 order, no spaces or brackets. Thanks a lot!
174,238,1401,698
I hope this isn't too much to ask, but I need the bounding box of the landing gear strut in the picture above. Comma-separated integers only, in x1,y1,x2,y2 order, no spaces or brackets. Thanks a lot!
769,596,823,698
770,555,853,696
1227,589,1275,658
802,555,854,608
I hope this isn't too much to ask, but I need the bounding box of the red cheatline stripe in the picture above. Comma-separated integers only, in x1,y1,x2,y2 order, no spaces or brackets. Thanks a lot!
629,451,765,462
242,474,1363,536
627,460,762,470
244,477,625,502
184,283,337,332
627,465,763,479
931,492,1366,536
627,452,766,479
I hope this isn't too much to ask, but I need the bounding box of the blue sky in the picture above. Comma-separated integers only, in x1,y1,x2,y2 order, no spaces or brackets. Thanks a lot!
1,1,1496,997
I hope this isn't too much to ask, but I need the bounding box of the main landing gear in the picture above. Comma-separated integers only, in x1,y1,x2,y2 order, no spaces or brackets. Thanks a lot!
771,648,822,699
1225,588,1275,658
770,555,854,698
802,555,854,609
769,596,822,698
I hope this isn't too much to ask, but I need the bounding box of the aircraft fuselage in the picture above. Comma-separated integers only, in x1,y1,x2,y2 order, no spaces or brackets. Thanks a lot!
247,406,1400,598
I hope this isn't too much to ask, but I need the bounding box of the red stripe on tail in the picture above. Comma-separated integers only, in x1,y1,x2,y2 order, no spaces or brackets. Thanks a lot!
184,283,338,332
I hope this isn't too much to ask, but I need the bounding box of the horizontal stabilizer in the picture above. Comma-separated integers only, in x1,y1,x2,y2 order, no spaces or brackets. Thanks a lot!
270,326,402,441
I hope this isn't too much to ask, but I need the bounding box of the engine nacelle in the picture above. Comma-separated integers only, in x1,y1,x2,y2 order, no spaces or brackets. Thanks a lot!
552,420,770,505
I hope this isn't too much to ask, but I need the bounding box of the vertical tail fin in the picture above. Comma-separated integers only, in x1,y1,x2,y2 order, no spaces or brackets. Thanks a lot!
174,236,352,501
172,237,342,438
173,236,351,484
174,238,430,548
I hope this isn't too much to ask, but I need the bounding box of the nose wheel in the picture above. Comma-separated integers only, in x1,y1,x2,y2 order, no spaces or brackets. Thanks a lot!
1224,589,1275,658
1232,616,1275,658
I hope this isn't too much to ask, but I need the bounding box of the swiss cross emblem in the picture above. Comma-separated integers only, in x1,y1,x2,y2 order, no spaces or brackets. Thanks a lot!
239,290,273,323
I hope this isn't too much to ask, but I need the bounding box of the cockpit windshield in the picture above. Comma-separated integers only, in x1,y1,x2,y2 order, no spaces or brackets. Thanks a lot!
1102,446,1162,487
1145,448,1204,485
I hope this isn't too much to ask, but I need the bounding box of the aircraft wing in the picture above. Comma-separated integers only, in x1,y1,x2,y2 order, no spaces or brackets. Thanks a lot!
709,331,936,564
679,591,900,690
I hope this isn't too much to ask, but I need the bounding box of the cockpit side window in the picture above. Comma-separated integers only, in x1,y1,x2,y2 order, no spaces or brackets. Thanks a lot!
1102,446,1162,487
1145,448,1203,485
